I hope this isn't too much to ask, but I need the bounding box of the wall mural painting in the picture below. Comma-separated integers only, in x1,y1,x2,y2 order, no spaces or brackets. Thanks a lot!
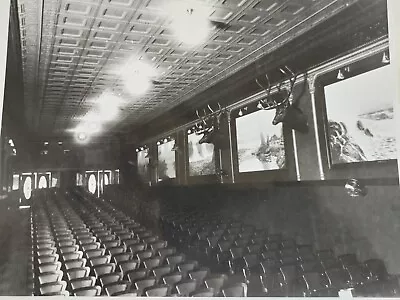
188,132,216,176
324,65,397,165
137,149,150,180
157,140,176,181
236,109,286,173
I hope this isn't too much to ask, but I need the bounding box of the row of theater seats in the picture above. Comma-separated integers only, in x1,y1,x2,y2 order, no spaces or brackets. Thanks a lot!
160,209,400,297
30,188,248,296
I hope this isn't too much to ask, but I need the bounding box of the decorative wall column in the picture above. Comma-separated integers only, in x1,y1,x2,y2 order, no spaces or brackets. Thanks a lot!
387,0,400,185
0,1,10,191
219,110,234,184
308,74,325,180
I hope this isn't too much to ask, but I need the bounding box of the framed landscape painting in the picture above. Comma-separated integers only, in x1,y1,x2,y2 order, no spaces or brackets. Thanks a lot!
324,65,396,165
137,148,149,180
157,140,176,181
235,109,286,173
187,132,216,176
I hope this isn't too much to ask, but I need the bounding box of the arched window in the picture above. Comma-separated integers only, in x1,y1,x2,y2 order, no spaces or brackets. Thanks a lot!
88,174,97,194
38,176,48,189
23,177,32,200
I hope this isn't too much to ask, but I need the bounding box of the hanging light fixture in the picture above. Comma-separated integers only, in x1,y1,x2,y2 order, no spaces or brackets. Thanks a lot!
382,52,390,64
238,109,243,117
257,101,263,110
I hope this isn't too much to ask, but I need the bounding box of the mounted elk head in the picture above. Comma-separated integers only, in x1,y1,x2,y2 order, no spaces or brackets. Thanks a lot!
195,103,227,148
256,66,309,134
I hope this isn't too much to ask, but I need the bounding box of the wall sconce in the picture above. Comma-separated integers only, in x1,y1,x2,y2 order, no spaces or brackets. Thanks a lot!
337,70,345,80
382,52,390,64
344,178,367,197
337,66,350,80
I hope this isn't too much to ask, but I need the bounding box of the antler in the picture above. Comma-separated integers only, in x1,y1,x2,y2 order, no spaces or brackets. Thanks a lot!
256,65,298,111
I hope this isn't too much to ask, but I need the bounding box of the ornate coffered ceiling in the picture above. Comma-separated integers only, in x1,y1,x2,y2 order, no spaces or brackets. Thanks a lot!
16,0,362,140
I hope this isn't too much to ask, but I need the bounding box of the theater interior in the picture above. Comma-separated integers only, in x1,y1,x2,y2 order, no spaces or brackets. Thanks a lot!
0,0,399,297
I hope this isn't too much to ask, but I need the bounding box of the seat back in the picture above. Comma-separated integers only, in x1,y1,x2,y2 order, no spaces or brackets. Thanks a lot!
204,274,228,295
145,284,170,297
135,277,157,295
100,272,123,286
222,282,248,297
176,279,198,296
39,281,67,295
88,253,111,266
189,267,210,284
64,258,87,270
105,281,130,296
94,263,116,277
127,268,149,283
70,276,96,290
190,287,215,297
66,267,91,280
73,286,101,296
162,272,183,286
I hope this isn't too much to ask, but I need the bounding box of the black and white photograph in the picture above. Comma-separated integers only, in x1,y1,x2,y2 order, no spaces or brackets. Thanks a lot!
137,148,150,180
324,65,397,165
188,132,216,176
236,110,286,173
0,0,398,297
157,140,176,181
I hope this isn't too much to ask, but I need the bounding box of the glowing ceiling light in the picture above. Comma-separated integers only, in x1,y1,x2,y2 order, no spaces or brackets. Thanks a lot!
44,141,49,146
119,59,157,96
76,132,88,143
170,8,211,46
58,141,63,146
124,75,152,96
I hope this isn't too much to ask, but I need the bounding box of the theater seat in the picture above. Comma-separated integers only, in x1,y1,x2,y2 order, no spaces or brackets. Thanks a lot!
152,265,174,283
127,268,149,283
72,286,101,296
145,284,170,296
204,274,229,295
39,281,67,295
175,279,198,296
104,281,131,296
69,276,96,290
190,287,215,297
162,272,184,286
134,277,157,296
63,258,87,270
222,282,248,297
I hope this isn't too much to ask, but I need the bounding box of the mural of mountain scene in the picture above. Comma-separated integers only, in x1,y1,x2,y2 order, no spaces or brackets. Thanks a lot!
236,109,286,173
188,133,216,176
157,140,176,181
137,149,149,180
324,65,396,165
